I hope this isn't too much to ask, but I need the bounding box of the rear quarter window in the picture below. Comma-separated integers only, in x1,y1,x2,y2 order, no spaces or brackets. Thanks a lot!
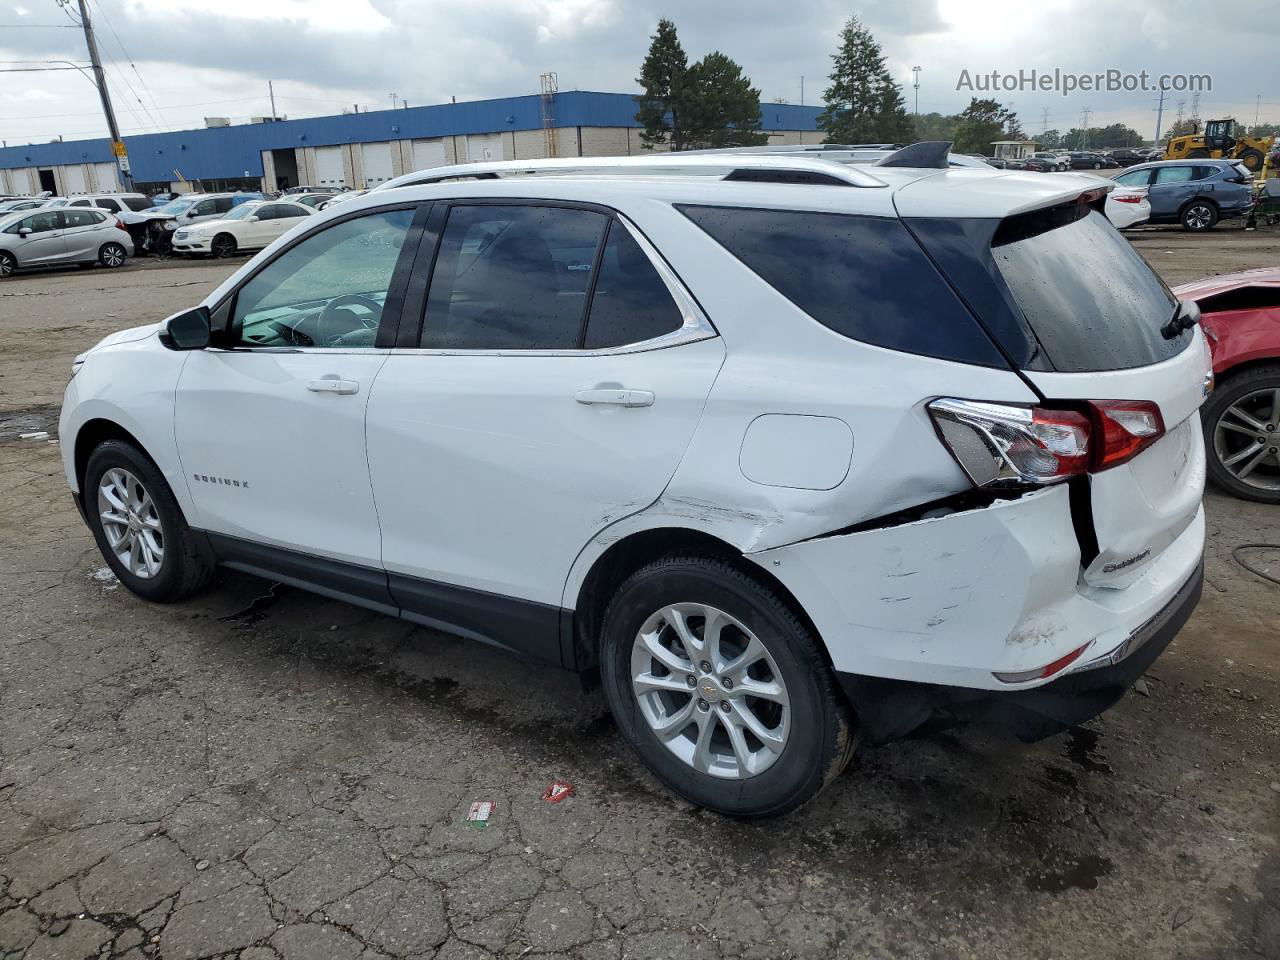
677,205,1004,367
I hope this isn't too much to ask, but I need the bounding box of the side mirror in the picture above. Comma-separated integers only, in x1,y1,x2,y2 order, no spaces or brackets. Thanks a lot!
248,215,260,222
17,227,32,237
161,306,211,351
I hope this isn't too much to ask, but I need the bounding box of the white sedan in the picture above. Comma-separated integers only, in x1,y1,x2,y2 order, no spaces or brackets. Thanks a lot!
170,200,314,258
1105,186,1151,230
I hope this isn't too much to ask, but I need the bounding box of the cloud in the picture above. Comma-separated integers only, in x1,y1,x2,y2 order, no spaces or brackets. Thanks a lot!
0,0,1276,145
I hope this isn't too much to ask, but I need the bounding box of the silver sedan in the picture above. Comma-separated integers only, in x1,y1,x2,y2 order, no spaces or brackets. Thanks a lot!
0,207,134,278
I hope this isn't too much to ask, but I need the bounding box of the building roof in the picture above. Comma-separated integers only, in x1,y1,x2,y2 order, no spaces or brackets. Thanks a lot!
0,91,822,183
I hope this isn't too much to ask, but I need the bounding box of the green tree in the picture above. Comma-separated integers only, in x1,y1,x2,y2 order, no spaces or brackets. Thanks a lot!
635,19,690,149
913,111,958,142
1247,122,1278,139
816,17,913,144
1039,128,1062,149
951,98,1022,154
1163,118,1199,141
684,52,768,148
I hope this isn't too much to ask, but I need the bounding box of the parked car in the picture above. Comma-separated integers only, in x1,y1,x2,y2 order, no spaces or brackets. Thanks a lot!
1173,267,1280,503
0,198,49,213
982,156,1007,169
60,152,1210,816
1106,149,1147,167
283,185,343,195
1021,157,1055,173
63,193,155,215
1112,160,1255,230
1104,185,1151,229
0,206,132,278
170,199,315,258
285,192,336,209
1031,151,1069,171
151,193,243,234
1067,152,1113,170
317,189,368,209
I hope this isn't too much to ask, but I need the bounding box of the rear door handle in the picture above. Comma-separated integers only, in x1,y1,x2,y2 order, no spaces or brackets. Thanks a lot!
575,388,654,407
307,378,359,395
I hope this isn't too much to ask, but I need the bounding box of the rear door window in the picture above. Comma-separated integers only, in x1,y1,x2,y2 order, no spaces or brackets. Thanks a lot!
991,207,1186,372
583,222,683,349
678,205,1003,366
421,204,607,350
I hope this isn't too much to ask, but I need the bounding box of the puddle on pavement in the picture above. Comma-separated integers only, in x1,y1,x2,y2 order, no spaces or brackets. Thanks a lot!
1064,726,1113,774
0,407,60,443
1026,853,1114,892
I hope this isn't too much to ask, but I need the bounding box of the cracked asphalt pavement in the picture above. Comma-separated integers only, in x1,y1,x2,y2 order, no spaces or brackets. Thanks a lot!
1,239,1278,959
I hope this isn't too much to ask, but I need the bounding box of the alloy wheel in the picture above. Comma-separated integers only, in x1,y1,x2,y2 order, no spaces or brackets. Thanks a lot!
102,244,125,267
630,602,790,780
0,254,13,278
212,236,235,258
97,467,165,578
1185,205,1213,229
1214,388,1280,493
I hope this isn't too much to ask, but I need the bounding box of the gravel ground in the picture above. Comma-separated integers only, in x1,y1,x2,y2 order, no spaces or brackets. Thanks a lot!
0,233,1277,960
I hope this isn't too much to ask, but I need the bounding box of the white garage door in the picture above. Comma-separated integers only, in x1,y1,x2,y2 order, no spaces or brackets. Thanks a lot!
63,164,88,195
411,138,447,172
360,142,393,187
315,146,346,188
93,162,120,192
466,133,505,163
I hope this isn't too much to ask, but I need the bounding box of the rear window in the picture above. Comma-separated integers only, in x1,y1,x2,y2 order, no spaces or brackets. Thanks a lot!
992,206,1186,372
677,205,1004,366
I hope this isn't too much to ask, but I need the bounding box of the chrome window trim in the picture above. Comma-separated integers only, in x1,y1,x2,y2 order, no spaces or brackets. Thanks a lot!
399,210,717,358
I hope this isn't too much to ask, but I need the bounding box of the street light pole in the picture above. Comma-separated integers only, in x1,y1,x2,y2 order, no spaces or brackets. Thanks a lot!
74,0,132,189
911,66,921,115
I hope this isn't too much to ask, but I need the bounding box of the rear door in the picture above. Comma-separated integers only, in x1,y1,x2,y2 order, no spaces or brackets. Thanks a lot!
61,208,106,260
988,204,1211,586
364,201,723,663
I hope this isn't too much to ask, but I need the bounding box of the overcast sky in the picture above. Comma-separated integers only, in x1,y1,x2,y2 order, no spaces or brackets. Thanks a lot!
2,0,1276,147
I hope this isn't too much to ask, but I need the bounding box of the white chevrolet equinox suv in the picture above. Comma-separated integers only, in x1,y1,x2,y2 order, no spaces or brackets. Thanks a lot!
61,146,1211,817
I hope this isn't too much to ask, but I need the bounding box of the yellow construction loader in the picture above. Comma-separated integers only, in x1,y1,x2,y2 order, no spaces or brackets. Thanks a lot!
1165,118,1270,172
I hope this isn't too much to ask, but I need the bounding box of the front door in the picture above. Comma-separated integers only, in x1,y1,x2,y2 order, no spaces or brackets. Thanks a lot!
365,202,724,663
174,205,420,589
9,211,65,264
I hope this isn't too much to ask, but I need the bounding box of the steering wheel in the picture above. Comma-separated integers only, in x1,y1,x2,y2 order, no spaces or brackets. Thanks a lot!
314,294,383,346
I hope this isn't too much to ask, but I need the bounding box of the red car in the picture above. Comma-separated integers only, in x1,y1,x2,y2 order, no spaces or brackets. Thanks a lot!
1174,267,1280,503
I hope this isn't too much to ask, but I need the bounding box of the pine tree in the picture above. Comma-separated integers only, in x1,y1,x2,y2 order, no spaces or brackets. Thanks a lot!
635,19,690,150
952,98,1023,154
684,52,768,149
816,17,913,145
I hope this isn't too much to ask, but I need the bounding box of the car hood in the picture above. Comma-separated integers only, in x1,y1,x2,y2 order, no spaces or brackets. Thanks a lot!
1173,267,1280,301
83,322,160,357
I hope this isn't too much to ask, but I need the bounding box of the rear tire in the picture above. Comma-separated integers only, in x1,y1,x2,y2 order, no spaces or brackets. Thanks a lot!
211,234,237,259
98,242,126,268
598,556,856,817
84,440,215,602
1181,200,1218,231
0,251,15,278
1187,148,1212,159
1202,365,1280,504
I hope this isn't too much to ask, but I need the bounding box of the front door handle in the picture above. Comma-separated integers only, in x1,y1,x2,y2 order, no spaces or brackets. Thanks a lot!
307,378,359,395
575,388,654,408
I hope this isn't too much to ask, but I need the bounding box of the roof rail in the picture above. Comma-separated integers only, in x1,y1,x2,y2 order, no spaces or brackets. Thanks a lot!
370,154,887,193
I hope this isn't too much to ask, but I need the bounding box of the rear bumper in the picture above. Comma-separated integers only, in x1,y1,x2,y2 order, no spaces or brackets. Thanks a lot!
838,558,1202,743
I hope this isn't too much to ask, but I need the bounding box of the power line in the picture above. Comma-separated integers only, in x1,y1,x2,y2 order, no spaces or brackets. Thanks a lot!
90,0,169,129
0,22,80,26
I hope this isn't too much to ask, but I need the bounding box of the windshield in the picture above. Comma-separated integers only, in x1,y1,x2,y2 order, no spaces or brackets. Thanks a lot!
992,207,1186,372
221,203,261,221
156,198,195,216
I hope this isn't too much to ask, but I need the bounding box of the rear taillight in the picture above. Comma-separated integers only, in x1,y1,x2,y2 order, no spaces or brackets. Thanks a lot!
115,217,126,230
1090,400,1164,469
1113,194,1142,204
929,398,1166,488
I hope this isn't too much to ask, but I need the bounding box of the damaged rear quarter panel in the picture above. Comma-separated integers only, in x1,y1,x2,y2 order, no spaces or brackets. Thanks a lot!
746,485,1086,687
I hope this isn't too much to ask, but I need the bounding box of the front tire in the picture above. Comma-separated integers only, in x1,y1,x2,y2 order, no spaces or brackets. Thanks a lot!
210,234,237,259
98,242,126,268
0,251,15,278
84,440,215,601
1238,148,1264,172
1181,200,1218,231
1202,365,1280,503
599,556,856,817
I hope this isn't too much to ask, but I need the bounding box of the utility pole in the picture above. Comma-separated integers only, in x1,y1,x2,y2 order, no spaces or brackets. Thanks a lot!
389,92,398,110
911,66,921,115
75,0,132,189
1153,89,1165,149
800,75,804,106
1080,106,1092,149
268,80,277,121
1255,94,1262,131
